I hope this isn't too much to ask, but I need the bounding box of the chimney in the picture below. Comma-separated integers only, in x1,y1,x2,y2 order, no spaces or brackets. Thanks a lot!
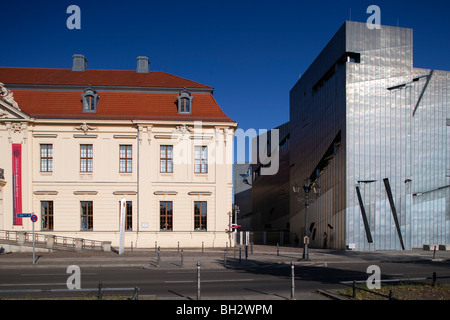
136,56,150,73
72,54,87,72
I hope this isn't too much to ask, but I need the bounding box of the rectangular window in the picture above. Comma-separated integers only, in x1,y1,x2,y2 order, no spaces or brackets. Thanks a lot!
81,201,93,231
180,98,191,113
80,144,93,172
160,145,173,173
119,145,132,173
119,201,133,231
194,201,207,231
40,144,53,172
194,146,208,173
160,201,173,231
41,201,54,231
84,96,95,111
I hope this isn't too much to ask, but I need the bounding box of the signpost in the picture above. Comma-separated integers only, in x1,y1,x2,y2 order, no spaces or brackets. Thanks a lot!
31,215,37,264
17,213,31,218
18,213,37,264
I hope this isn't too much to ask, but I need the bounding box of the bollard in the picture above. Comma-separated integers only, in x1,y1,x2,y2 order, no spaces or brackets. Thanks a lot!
131,241,133,252
234,245,236,259
155,241,157,252
352,280,357,298
245,245,248,262
157,246,160,268
389,290,394,300
291,261,295,300
197,262,201,300
132,287,140,300
277,243,279,256
239,247,242,263
432,272,437,287
181,250,184,268
202,241,204,253
97,282,103,299
224,249,227,267
178,241,180,253
251,242,253,254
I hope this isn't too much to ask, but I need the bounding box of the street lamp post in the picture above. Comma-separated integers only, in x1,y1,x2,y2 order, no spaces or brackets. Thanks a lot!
293,178,320,260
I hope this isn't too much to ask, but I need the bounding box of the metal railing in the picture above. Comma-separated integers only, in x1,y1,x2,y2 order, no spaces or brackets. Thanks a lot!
54,235,77,248
340,272,449,300
0,229,106,251
0,230,18,242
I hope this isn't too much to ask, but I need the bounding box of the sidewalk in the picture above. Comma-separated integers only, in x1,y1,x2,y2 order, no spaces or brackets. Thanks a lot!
1,245,449,269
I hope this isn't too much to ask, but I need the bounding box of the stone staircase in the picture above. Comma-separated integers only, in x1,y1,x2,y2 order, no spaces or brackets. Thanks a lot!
0,230,111,253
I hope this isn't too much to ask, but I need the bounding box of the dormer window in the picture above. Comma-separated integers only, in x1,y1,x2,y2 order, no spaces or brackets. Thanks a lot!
177,89,193,114
82,87,99,113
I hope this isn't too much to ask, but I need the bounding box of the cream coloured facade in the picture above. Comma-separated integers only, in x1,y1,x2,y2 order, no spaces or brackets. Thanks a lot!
0,59,237,249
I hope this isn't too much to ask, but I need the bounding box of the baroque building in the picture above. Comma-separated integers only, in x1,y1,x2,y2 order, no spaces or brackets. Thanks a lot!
0,55,237,248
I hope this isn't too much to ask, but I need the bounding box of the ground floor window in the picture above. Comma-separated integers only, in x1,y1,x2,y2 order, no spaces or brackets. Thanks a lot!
160,201,173,230
119,201,133,231
81,201,93,231
41,201,53,230
194,201,207,231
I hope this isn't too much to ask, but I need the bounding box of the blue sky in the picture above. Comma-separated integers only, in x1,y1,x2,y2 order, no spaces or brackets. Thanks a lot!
1,0,450,159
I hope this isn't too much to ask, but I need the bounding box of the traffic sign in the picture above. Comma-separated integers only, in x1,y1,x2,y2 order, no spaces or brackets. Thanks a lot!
31,214,38,223
17,213,32,218
230,224,242,229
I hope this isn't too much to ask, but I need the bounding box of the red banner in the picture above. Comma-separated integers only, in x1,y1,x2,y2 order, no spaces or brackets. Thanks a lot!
12,144,22,226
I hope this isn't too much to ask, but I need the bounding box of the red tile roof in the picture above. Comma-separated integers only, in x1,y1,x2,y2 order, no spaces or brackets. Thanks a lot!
0,67,234,122
11,90,232,121
0,67,213,89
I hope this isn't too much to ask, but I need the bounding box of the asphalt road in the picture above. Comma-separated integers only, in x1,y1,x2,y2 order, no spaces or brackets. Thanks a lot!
1,259,449,300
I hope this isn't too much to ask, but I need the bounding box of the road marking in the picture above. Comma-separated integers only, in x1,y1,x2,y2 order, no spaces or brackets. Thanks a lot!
165,279,254,284
20,273,97,276
0,283,67,287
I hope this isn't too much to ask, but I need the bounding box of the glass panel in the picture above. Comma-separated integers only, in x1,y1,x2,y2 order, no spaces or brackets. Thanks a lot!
195,160,200,173
195,146,200,159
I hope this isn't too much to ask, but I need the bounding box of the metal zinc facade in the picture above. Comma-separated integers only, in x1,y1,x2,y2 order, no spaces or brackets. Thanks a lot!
289,23,348,250
291,21,450,251
345,22,450,250
409,69,450,249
